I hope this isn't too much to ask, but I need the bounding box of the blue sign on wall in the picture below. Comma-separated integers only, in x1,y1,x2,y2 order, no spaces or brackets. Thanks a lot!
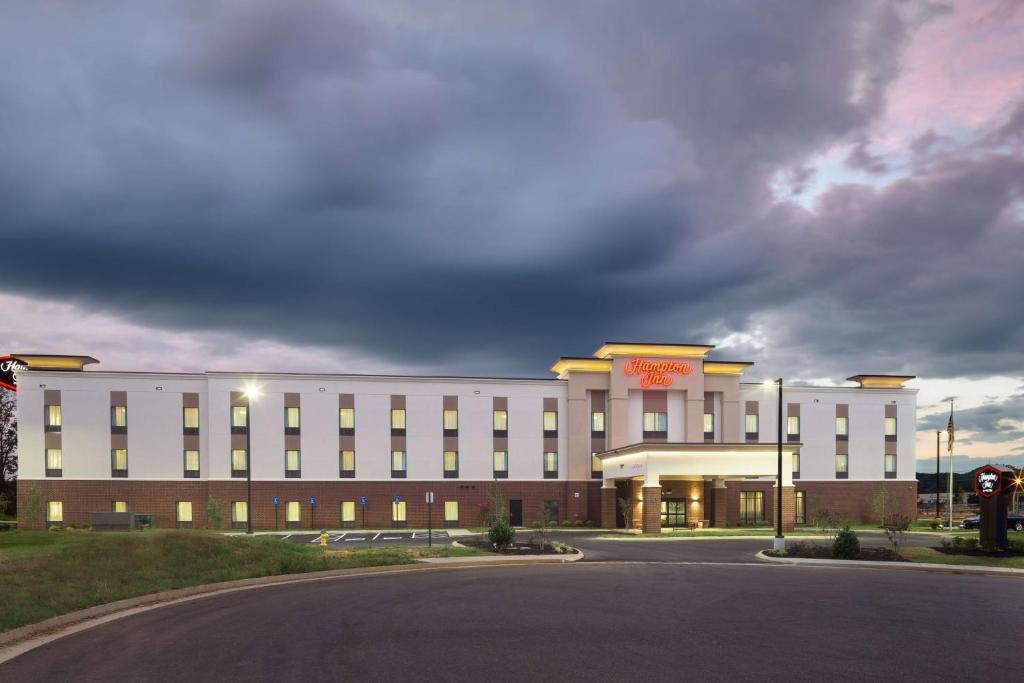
394,495,400,504
360,496,367,506
309,496,316,505
272,497,279,506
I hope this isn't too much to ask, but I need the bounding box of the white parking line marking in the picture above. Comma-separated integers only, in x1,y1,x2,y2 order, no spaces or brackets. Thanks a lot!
281,535,292,541
372,532,381,540
382,536,400,540
345,538,366,542
331,534,345,542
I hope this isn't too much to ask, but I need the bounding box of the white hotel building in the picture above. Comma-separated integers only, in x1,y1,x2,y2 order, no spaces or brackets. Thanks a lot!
14,343,918,531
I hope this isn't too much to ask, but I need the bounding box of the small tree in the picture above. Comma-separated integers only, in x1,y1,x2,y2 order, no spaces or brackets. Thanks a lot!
833,526,860,559
485,483,515,548
0,389,17,492
532,502,554,545
883,514,912,555
0,491,9,517
870,487,899,528
24,485,43,527
206,497,224,529
617,496,634,530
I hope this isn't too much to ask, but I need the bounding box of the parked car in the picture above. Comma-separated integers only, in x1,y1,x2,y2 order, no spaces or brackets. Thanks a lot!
960,513,1024,531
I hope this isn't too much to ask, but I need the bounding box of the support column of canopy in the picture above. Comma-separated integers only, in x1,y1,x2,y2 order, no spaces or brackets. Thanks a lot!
640,474,661,534
711,477,728,528
601,482,617,529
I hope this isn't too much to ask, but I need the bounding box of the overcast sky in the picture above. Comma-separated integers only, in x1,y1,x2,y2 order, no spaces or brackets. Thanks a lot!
3,1,1023,471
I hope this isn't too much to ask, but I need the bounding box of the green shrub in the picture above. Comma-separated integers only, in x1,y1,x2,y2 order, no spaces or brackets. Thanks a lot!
930,517,943,530
47,525,63,532
488,518,515,548
832,526,860,559
940,536,978,554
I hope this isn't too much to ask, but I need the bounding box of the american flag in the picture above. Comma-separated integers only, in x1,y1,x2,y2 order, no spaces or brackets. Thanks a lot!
946,401,954,454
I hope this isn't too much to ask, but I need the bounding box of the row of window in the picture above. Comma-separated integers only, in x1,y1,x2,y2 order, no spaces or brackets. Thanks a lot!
785,452,897,478
42,448,557,479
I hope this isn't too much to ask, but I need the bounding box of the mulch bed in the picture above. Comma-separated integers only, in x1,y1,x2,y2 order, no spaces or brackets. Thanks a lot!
779,542,908,562
459,540,574,556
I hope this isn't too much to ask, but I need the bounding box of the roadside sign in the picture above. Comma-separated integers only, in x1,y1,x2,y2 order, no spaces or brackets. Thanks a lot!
272,496,279,506
310,496,316,505
360,496,367,506
426,491,434,504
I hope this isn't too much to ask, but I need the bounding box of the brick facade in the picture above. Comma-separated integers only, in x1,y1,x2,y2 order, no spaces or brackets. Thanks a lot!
794,480,916,525
641,486,661,533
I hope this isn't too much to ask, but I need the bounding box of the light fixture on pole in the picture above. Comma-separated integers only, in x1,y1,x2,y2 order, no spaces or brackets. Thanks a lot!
242,385,262,535
764,377,785,551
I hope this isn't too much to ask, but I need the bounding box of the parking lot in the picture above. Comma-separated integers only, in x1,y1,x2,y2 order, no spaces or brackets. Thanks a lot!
281,530,454,546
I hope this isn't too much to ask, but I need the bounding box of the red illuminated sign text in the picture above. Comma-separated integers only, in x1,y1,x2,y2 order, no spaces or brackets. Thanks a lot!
624,358,693,388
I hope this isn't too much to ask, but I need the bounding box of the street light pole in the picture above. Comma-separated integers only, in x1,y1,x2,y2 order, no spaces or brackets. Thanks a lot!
935,431,940,518
774,377,784,551
246,404,253,535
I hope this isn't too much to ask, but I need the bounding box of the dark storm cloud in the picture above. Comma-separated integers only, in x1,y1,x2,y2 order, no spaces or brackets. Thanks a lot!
1,0,1022,400
919,393,1024,445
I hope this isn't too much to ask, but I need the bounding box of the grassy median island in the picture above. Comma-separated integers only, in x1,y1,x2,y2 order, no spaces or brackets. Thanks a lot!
0,530,486,632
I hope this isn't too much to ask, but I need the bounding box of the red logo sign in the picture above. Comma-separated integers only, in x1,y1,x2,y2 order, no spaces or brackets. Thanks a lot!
0,355,25,392
624,358,693,388
974,464,1005,499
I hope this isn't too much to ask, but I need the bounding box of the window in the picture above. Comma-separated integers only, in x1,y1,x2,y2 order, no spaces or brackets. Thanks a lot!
284,407,300,435
184,449,200,478
543,410,558,436
885,454,897,478
45,448,62,477
591,452,602,479
392,500,407,528
391,450,407,478
643,411,667,436
231,501,248,529
836,453,849,478
543,451,558,479
45,405,62,432
183,407,199,434
443,450,459,478
794,491,806,525
443,409,458,436
113,501,127,513
885,416,897,439
47,501,63,524
793,451,801,477
493,410,508,435
111,405,127,433
177,501,193,528
745,413,758,436
835,416,848,438
391,408,406,433
231,406,248,434
231,449,248,477
340,450,355,478
738,492,764,525
591,411,605,436
341,501,356,528
493,450,508,478
703,413,714,437
339,407,355,434
285,450,301,478
444,500,459,528
111,448,128,477
285,501,301,528
787,415,800,437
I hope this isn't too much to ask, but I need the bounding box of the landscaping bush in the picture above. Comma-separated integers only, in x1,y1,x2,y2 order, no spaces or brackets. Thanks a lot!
487,518,515,548
832,526,860,559
930,517,943,530
940,536,978,554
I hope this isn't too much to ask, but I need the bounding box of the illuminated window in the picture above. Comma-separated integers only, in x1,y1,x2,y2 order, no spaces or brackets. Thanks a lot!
885,454,897,476
885,417,897,437
339,408,355,431
111,449,128,477
184,449,200,477
45,405,62,432
392,500,407,528
391,409,406,430
543,451,558,478
183,407,199,432
443,409,459,433
47,501,63,524
493,450,508,478
835,453,849,476
45,448,62,476
787,415,800,436
341,501,356,527
643,412,667,434
113,501,127,513
591,452,602,478
177,501,193,525
443,450,459,478
232,501,248,528
111,405,127,429
745,413,758,435
231,449,248,476
738,492,764,525
703,413,714,435
543,410,558,434
444,500,459,527
285,407,300,434
794,491,806,525
493,410,508,433
285,450,301,477
340,450,355,477
835,416,848,437
285,501,301,526
592,411,605,434
391,450,407,477
231,406,248,432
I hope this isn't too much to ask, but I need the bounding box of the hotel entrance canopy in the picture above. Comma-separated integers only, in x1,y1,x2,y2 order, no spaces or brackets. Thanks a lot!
597,442,801,487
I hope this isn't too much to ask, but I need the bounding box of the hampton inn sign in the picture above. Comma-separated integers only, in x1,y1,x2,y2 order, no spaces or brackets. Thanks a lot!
623,358,693,388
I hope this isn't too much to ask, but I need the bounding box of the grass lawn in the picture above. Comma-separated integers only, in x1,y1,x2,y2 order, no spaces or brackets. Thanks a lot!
900,546,1024,569
0,530,486,632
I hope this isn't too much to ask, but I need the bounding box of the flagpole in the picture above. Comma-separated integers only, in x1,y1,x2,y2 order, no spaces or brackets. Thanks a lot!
947,400,954,530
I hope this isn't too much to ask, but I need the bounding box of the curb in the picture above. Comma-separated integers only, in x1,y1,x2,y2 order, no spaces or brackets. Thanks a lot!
0,554,579,664
755,550,1024,577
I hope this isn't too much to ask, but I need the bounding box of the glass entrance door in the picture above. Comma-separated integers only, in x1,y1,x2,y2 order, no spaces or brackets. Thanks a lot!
660,499,687,528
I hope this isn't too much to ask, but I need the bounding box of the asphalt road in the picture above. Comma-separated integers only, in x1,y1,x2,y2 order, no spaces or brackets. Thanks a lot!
2,548,1020,682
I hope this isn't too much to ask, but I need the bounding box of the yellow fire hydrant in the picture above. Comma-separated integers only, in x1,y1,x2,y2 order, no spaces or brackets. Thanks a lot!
319,529,328,547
